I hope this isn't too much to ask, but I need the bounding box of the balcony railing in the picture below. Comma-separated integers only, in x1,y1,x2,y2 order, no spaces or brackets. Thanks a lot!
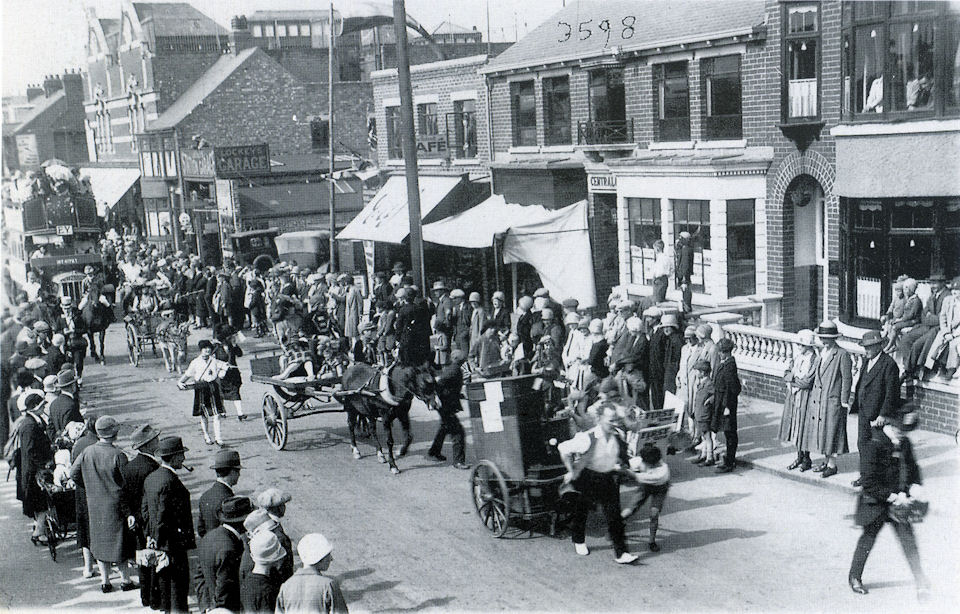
722,323,867,381
577,119,634,145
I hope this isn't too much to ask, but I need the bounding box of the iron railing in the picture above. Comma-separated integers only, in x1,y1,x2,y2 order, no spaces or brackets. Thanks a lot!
577,119,634,145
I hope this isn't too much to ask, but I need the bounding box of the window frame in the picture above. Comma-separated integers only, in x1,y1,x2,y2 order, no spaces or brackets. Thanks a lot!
841,1,960,121
510,80,537,147
672,198,710,292
654,61,691,142
448,99,478,159
542,75,572,145
726,199,757,297
702,54,744,139
626,198,662,285
416,102,439,137
252,24,263,37
385,106,403,160
781,2,823,122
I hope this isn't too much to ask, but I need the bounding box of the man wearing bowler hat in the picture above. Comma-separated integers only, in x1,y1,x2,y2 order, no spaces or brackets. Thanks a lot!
142,436,195,614
122,424,162,609
198,448,242,538
851,330,901,488
197,496,253,612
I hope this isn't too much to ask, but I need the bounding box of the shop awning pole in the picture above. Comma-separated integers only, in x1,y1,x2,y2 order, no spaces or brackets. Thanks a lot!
393,0,426,291
328,1,339,271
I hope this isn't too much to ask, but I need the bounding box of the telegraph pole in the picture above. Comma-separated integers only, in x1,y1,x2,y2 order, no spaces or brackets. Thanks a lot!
328,1,339,271
393,0,426,291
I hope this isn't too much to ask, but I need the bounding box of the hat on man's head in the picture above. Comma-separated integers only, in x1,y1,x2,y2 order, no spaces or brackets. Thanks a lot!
25,357,47,371
43,375,58,394
157,436,189,458
95,415,120,438
626,316,642,332
56,369,76,389
249,531,287,565
450,289,465,299
717,338,736,353
218,496,254,523
298,533,333,566
518,296,533,310
211,448,242,470
257,488,292,509
816,320,840,338
642,307,662,319
561,298,579,309
431,280,447,291
695,323,713,339
533,288,550,298
33,321,51,333
469,292,482,303
130,424,161,450
859,330,884,347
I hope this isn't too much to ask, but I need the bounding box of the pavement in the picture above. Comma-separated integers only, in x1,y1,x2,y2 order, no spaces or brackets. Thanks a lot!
1,323,959,613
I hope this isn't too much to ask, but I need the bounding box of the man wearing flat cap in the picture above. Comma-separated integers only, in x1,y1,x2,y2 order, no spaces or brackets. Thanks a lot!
851,330,901,488
70,415,138,591
142,436,195,613
450,289,472,355
198,448,243,538
254,489,295,581
121,425,162,608
197,496,253,612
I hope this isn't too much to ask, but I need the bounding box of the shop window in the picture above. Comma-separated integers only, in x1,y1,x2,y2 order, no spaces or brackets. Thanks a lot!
417,102,439,136
842,1,960,119
672,199,710,291
447,99,477,159
655,62,690,141
288,24,299,37
543,76,571,145
252,24,263,37
510,80,537,147
302,24,311,37
783,3,820,119
627,198,662,285
264,24,274,38
277,24,287,37
727,200,756,297
841,197,960,324
702,55,743,139
385,106,402,159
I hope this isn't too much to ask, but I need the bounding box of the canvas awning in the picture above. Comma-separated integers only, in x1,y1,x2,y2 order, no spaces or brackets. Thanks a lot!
80,167,141,216
336,175,462,244
422,194,598,307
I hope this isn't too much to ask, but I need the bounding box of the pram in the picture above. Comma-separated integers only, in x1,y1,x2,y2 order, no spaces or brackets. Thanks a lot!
36,467,78,561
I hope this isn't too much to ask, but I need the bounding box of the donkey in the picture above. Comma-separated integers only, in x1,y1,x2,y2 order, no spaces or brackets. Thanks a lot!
156,316,190,373
334,362,435,474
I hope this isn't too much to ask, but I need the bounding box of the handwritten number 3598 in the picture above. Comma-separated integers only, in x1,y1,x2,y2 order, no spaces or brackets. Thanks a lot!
557,16,635,43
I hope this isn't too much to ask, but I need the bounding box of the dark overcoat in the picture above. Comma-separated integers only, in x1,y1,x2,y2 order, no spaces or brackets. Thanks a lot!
70,440,133,562
197,480,233,538
197,525,244,612
856,434,921,526
17,412,53,517
851,352,900,445
710,356,742,433
48,393,81,438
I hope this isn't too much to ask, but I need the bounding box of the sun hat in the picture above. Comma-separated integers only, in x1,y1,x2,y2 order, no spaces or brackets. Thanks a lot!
33,321,51,332
249,530,287,565
661,313,679,329
469,292,481,303
217,496,254,523
297,533,333,566
95,415,120,438
130,424,161,450
492,291,506,301
43,375,58,394
211,448,243,470
156,436,189,458
25,357,47,371
450,289,465,299
796,329,816,347
588,319,603,334
257,488,292,509
695,323,713,339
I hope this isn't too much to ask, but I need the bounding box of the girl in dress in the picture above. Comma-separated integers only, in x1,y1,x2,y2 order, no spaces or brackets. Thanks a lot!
178,339,229,445
214,324,245,422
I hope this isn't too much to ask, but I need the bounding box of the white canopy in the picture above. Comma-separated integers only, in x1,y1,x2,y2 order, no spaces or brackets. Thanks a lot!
422,195,598,307
80,167,140,216
336,175,461,244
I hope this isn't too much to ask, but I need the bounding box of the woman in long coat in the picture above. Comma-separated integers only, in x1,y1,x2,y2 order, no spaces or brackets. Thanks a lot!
807,321,852,478
778,330,817,471
16,392,53,540
344,278,362,341
69,417,136,589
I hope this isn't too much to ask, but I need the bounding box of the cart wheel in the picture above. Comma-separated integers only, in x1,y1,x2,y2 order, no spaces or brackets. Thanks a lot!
44,516,58,561
126,324,140,367
471,460,510,538
261,393,288,451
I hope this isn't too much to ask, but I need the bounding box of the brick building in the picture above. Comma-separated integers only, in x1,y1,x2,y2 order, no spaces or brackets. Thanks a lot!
2,72,88,173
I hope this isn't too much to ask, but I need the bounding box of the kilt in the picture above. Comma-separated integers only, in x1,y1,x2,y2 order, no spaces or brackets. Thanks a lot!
192,381,225,417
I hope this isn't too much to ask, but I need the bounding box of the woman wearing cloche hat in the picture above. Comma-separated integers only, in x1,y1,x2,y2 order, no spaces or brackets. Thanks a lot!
778,329,819,472
276,533,348,614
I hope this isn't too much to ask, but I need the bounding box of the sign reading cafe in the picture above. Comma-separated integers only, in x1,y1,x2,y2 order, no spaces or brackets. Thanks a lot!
214,144,271,178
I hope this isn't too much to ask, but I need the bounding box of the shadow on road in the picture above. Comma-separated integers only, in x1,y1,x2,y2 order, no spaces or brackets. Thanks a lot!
385,596,457,612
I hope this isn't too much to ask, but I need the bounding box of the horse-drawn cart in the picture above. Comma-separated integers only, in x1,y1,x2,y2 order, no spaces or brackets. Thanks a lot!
249,349,344,450
124,311,158,366
465,374,573,538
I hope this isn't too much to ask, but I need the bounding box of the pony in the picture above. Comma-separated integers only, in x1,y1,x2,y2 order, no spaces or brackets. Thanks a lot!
79,282,113,364
155,314,190,373
334,362,435,474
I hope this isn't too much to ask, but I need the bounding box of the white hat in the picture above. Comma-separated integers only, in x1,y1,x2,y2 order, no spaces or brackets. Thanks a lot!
450,289,466,299
297,533,333,566
533,288,550,298
588,319,603,334
250,531,287,565
797,329,817,347
468,292,481,303
626,316,642,333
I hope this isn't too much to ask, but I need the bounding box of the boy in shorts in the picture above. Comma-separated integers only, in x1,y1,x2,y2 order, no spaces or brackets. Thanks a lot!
621,443,671,552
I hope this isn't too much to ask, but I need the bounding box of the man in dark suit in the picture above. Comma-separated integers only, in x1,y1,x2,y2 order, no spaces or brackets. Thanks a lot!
48,369,82,437
395,288,432,367
121,425,162,609
142,437,196,614
450,289,472,354
371,272,393,313
851,330,901,488
712,338,742,473
426,350,469,469
848,410,928,597
43,334,68,375
675,231,694,313
197,496,252,612
610,317,649,409
197,448,242,538
903,274,948,378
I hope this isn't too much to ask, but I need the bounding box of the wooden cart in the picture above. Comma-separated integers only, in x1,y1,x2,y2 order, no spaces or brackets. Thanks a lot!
465,374,573,538
248,349,345,450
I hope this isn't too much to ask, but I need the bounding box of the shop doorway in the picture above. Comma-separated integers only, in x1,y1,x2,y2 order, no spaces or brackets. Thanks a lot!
789,175,824,330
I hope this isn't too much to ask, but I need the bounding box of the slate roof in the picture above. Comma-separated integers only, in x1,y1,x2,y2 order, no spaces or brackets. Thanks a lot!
12,91,65,134
149,47,260,131
132,2,228,37
482,0,765,74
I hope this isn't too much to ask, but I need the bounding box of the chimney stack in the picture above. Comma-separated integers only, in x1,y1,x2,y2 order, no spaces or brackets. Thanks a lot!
229,15,252,55
26,83,44,101
42,74,63,98
61,68,85,107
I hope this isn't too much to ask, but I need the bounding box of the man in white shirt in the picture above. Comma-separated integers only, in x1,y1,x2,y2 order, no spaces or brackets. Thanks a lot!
558,405,638,564
651,240,672,303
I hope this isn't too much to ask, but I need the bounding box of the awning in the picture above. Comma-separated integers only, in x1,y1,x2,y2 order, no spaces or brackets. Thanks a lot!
336,175,462,243
422,195,598,308
80,167,140,216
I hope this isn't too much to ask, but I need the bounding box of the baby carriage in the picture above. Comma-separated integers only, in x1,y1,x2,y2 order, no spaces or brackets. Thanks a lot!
36,467,78,561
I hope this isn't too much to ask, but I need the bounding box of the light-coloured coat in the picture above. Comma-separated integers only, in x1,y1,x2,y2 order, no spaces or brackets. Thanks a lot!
808,346,853,455
925,294,960,370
